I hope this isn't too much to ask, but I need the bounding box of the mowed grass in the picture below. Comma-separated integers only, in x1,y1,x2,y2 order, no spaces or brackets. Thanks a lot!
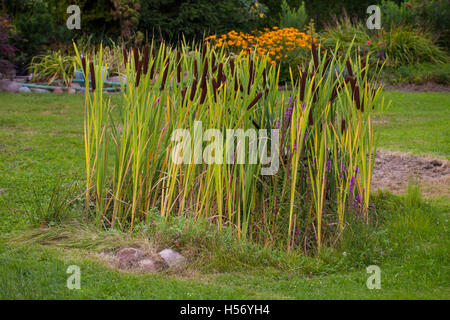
375,92,450,159
0,93,85,232
1,237,448,300
0,92,449,299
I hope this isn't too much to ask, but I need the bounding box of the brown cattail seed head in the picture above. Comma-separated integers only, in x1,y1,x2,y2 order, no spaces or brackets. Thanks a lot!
81,57,87,75
346,59,353,78
89,62,96,91
341,119,346,134
133,45,139,72
354,84,361,110
247,91,263,110
176,50,181,83
300,71,307,102
123,47,128,65
143,44,149,75
230,58,235,75
190,78,197,101
194,59,198,79
181,87,187,106
135,60,142,87
160,62,169,91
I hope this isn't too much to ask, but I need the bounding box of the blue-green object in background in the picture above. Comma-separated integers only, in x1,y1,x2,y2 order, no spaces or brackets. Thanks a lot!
75,67,108,87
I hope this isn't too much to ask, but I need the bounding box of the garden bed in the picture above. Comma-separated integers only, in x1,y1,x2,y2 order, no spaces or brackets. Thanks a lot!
372,150,450,198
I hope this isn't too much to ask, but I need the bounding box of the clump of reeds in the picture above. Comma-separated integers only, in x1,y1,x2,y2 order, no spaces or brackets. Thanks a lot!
74,37,388,253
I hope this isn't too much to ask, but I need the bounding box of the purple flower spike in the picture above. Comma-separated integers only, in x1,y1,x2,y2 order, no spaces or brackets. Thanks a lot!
326,160,331,173
349,176,355,195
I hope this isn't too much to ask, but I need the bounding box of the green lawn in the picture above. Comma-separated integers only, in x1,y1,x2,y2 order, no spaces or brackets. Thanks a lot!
376,92,450,159
1,238,448,299
0,92,449,299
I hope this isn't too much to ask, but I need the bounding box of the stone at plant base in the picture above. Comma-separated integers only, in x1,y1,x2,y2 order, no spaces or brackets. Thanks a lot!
70,82,81,88
108,75,126,83
53,88,63,94
67,88,76,94
18,86,31,93
158,249,185,267
137,258,157,272
14,76,28,83
0,79,22,92
115,248,144,269
31,88,48,93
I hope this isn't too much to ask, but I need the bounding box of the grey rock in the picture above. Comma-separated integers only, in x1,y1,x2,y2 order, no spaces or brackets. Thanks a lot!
158,249,185,267
53,88,63,94
31,88,49,93
70,82,81,88
67,88,76,94
0,80,22,92
108,75,126,83
137,258,157,272
115,248,144,269
14,76,28,83
18,86,31,93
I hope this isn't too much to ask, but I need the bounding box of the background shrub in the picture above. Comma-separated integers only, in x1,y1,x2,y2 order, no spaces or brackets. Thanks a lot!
322,17,448,69
2,0,449,80
381,0,450,50
8,1,72,74
279,0,308,30
377,26,448,67
0,15,16,76
138,0,255,43
382,62,450,84
28,51,76,86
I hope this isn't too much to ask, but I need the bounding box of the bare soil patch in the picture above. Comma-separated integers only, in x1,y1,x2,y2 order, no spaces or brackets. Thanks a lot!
372,150,450,198
384,82,450,92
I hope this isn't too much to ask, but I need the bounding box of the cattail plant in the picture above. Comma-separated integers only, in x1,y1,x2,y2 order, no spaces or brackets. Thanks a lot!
75,38,388,253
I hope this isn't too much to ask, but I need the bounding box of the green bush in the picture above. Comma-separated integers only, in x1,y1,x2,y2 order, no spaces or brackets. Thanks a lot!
376,27,448,67
380,0,416,30
279,0,308,30
322,18,448,68
261,0,400,29
382,62,450,84
137,0,256,43
0,15,16,76
10,1,72,72
321,18,371,56
380,0,450,50
28,51,76,86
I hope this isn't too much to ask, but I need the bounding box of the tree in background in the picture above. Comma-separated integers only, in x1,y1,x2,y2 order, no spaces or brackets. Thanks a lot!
0,15,16,76
138,0,252,43
279,0,308,30
111,0,142,44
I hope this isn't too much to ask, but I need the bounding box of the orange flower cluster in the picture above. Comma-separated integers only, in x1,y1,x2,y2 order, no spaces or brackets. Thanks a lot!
205,27,312,66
